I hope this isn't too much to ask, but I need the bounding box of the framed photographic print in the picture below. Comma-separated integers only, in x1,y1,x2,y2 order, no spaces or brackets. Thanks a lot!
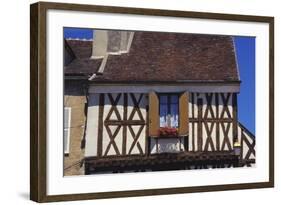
30,1,274,202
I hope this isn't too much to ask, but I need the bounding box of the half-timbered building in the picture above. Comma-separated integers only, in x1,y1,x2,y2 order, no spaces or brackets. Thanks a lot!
64,30,255,175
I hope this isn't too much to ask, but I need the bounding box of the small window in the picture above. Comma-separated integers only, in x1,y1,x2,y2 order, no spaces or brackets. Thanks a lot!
64,107,71,154
159,94,179,128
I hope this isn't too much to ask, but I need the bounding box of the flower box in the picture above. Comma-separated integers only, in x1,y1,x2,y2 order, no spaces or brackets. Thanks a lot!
158,127,178,137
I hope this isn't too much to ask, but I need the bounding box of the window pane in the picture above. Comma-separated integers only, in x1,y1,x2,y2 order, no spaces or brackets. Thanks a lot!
159,95,168,104
64,129,69,153
64,107,69,128
160,104,168,127
171,95,179,103
64,107,71,154
170,103,179,127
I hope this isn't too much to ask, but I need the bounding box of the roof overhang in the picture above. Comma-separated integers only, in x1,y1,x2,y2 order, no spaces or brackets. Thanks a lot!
88,81,241,93
64,75,90,80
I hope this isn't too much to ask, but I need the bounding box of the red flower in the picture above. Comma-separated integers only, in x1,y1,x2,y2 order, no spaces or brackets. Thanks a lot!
158,127,178,137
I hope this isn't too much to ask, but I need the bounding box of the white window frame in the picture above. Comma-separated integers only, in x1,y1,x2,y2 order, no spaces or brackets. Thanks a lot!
64,107,71,154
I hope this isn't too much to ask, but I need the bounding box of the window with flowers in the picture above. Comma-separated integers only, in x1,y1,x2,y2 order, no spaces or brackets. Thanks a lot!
148,91,188,138
159,94,179,128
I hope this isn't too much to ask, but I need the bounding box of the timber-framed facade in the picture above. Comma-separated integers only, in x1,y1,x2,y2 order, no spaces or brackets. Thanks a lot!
64,30,256,175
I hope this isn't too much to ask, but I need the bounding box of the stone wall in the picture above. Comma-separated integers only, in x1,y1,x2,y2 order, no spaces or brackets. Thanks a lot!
64,80,87,176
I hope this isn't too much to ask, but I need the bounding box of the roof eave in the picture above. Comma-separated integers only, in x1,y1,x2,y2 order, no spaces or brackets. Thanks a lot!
64,74,91,80
89,80,241,85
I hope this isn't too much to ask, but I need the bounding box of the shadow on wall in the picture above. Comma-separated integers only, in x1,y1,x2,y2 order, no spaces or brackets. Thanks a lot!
87,93,147,111
64,80,88,96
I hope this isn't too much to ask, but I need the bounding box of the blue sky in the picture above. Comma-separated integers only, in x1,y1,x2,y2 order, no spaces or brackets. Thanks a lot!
64,28,93,39
234,36,255,134
64,28,256,134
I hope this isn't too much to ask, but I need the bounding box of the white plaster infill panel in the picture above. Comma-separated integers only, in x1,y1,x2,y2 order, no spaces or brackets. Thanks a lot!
85,94,100,157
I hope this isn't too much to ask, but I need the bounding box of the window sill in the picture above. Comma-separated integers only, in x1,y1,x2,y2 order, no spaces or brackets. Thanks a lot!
149,135,185,139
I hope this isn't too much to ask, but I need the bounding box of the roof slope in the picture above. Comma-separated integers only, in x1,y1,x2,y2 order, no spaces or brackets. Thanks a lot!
64,40,102,76
64,32,239,83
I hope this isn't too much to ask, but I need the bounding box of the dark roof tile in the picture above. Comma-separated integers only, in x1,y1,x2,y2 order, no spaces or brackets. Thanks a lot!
64,40,102,76
64,32,239,82
93,32,239,83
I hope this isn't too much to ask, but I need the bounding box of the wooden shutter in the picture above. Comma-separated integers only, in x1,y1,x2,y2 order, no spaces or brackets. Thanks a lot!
149,92,159,136
178,92,189,136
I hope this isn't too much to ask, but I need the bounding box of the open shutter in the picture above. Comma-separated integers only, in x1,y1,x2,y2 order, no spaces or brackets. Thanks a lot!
149,92,159,136
178,92,189,136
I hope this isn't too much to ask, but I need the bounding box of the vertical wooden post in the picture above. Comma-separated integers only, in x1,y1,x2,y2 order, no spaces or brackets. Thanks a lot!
191,93,195,151
215,93,220,151
122,93,127,155
232,93,238,145
197,98,203,152
145,103,150,156
156,138,159,153
97,94,104,157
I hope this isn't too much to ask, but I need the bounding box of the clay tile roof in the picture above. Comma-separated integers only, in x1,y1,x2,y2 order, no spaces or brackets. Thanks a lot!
64,39,102,76
93,32,239,83
64,32,239,83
